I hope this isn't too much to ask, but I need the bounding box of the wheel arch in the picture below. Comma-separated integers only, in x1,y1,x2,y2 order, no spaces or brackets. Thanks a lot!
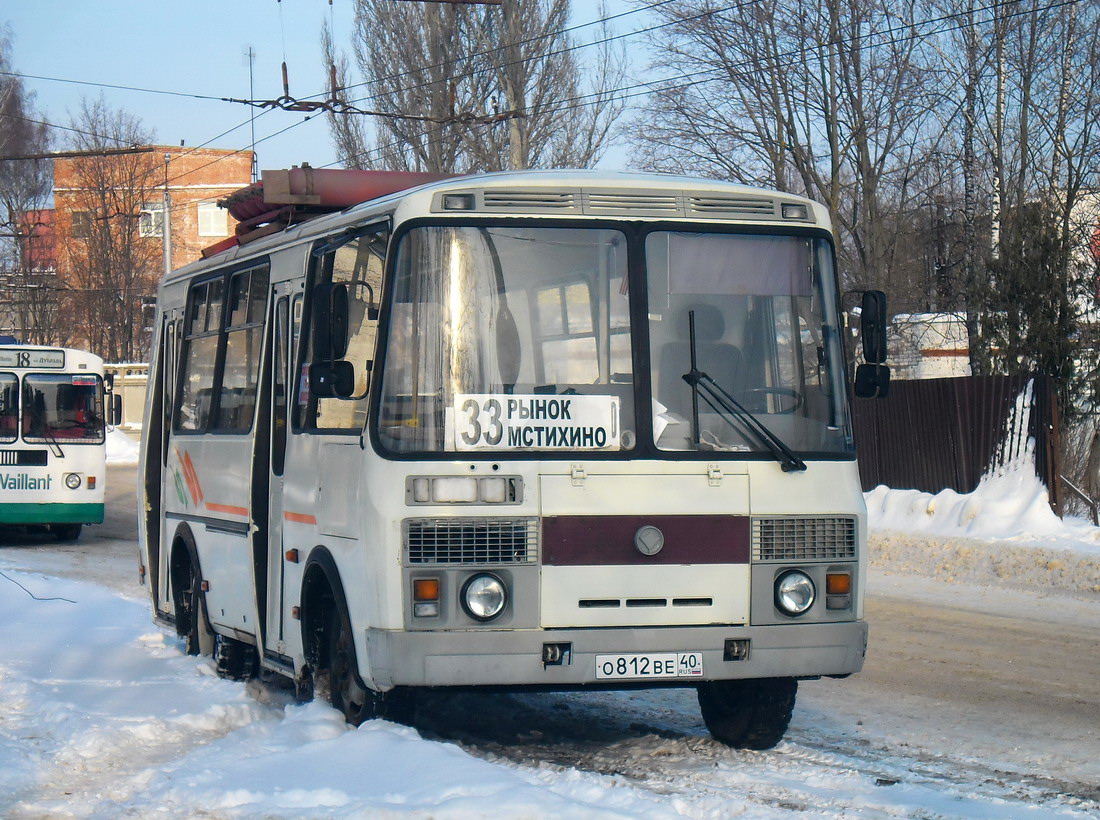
299,546,352,670
168,522,202,635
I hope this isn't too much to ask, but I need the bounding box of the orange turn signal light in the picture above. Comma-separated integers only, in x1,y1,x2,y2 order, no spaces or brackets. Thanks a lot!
413,578,440,602
826,572,852,595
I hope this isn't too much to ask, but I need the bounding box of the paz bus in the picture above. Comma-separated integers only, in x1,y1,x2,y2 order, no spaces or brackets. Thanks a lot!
0,345,111,541
138,168,890,748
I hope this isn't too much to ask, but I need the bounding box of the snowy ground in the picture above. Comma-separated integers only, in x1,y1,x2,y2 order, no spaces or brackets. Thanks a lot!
0,444,1097,818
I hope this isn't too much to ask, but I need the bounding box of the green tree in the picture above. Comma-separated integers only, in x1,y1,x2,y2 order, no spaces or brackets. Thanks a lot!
983,203,1078,406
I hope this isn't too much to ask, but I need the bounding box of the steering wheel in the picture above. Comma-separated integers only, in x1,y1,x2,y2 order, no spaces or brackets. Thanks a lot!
737,387,803,415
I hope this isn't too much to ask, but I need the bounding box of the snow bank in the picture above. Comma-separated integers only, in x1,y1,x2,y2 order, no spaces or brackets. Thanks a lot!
865,450,1098,545
0,571,688,819
106,427,140,465
865,441,1100,594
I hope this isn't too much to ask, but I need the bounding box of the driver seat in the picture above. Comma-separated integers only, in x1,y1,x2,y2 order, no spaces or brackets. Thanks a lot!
657,305,745,420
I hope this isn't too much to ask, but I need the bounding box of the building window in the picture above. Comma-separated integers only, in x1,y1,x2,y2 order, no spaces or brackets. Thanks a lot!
139,203,165,238
197,201,229,237
71,211,92,238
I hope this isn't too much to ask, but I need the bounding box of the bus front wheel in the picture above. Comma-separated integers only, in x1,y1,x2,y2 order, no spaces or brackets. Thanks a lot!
177,561,214,657
697,677,797,750
325,609,385,726
51,523,82,542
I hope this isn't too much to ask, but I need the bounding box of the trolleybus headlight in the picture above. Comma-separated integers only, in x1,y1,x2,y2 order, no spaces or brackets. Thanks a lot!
64,473,82,490
775,570,816,616
461,573,507,621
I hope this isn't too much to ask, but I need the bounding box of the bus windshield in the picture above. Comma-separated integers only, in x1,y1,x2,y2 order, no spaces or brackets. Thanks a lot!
376,224,850,457
22,373,105,444
647,232,850,455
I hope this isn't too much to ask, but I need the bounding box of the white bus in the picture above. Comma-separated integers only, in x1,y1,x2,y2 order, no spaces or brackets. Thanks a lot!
139,169,889,749
0,345,112,541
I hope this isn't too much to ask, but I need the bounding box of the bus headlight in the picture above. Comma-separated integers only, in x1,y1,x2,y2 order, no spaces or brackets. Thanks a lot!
64,473,82,490
461,573,507,621
774,570,816,616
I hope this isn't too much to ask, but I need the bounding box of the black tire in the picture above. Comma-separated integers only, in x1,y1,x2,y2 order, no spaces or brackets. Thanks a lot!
214,634,257,681
326,608,384,726
51,523,82,542
697,677,798,750
179,563,214,657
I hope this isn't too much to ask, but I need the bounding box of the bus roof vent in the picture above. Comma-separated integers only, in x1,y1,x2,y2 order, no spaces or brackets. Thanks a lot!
482,190,577,211
688,194,778,218
583,191,681,214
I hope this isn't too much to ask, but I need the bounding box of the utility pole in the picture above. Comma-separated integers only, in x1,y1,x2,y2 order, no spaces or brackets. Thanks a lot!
246,46,258,183
162,152,173,278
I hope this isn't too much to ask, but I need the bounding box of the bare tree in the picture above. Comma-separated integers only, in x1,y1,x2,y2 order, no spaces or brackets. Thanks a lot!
0,27,58,343
462,0,626,170
61,97,160,362
324,0,624,172
631,0,942,295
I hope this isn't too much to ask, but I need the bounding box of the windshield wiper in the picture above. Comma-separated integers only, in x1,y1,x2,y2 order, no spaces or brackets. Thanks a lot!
681,310,806,473
26,396,65,458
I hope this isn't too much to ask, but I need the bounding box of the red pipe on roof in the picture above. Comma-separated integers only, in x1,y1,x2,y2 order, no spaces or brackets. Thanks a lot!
219,166,455,223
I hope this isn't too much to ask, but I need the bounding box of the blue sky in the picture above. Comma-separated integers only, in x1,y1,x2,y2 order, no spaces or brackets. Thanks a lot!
5,1,642,174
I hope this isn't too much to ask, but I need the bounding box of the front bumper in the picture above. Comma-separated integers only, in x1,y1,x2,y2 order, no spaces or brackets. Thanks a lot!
364,619,868,690
0,502,104,525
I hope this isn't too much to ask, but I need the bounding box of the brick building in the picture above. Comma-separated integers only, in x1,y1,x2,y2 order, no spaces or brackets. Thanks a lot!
49,145,253,359
53,145,253,273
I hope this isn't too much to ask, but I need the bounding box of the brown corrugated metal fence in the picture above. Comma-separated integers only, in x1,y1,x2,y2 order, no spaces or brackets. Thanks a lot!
851,374,1060,511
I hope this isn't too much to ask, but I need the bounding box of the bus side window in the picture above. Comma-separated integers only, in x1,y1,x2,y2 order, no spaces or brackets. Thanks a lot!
176,278,222,432
299,225,387,432
216,266,269,431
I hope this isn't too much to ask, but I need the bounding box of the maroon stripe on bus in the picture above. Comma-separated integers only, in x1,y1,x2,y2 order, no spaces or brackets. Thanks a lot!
542,515,750,566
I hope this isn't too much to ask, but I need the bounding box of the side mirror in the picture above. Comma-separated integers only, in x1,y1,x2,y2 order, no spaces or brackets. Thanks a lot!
854,363,890,399
860,290,888,364
110,394,123,427
309,360,355,399
312,283,350,361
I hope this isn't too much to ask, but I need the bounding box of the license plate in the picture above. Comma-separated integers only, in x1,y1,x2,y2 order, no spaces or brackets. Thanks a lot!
594,652,704,680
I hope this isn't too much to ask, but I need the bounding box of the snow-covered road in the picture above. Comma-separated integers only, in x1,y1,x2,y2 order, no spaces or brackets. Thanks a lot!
0,463,1097,818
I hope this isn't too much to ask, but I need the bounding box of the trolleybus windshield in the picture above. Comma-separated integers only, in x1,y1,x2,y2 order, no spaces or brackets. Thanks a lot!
21,373,105,444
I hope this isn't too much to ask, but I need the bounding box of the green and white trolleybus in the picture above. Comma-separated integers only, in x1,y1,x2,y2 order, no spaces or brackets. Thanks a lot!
138,168,889,748
0,345,108,541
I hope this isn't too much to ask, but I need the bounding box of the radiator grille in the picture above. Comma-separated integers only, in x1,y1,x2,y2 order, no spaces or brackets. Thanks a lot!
0,450,47,466
752,517,857,562
404,517,539,565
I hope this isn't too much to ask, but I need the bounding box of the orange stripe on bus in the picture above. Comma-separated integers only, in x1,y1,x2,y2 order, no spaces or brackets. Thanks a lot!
284,511,318,525
205,502,249,517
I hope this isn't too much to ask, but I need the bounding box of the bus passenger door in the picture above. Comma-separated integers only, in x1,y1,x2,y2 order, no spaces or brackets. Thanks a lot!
152,310,181,618
264,288,293,659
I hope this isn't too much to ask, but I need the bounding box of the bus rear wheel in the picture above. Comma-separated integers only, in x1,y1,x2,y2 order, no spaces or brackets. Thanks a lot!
214,635,257,681
51,523,82,542
697,677,798,750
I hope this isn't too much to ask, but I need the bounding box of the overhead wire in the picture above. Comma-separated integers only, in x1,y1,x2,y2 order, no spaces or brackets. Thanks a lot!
0,0,700,195
6,0,1080,216
329,0,1078,170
